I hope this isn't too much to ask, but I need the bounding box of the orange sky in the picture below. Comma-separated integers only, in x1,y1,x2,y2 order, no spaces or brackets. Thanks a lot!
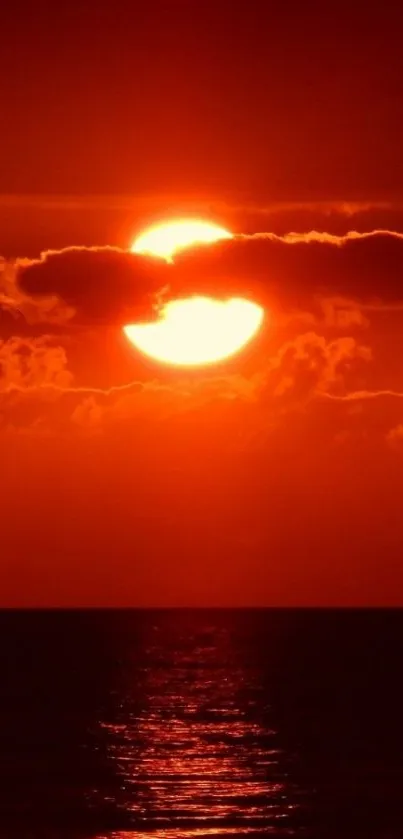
1,0,403,606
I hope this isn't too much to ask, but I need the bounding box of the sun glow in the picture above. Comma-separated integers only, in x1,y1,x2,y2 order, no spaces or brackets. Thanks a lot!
131,219,232,261
123,296,264,367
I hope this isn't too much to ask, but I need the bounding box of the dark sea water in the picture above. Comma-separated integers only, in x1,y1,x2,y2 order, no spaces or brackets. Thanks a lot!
0,609,402,838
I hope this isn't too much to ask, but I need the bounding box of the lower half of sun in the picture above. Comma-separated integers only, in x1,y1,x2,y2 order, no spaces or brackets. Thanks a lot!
124,220,264,367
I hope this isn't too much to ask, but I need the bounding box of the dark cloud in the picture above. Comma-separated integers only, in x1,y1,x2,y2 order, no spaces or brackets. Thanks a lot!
17,246,168,326
2,231,403,337
166,231,403,307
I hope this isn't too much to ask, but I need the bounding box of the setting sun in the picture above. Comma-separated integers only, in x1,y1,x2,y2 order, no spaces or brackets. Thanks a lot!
131,219,232,261
123,296,264,367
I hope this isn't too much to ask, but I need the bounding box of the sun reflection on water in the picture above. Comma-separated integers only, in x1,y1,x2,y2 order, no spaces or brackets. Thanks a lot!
94,623,303,834
100,829,292,838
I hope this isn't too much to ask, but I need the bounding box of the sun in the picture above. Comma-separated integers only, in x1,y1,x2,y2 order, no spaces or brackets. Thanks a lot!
131,218,232,261
126,219,263,367
123,296,264,367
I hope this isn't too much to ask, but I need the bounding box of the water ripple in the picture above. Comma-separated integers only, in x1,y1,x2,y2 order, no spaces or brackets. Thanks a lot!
92,626,307,833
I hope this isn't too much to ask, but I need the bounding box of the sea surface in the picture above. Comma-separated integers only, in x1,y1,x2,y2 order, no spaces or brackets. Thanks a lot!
0,609,402,838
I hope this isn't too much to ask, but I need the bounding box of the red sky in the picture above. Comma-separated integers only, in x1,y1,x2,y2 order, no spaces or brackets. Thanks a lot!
1,0,403,606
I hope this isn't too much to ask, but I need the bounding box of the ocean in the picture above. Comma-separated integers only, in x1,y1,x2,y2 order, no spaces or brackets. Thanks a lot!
0,608,402,838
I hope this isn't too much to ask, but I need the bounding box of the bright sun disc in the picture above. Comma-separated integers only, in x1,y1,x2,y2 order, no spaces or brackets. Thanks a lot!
123,296,264,367
131,219,232,260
